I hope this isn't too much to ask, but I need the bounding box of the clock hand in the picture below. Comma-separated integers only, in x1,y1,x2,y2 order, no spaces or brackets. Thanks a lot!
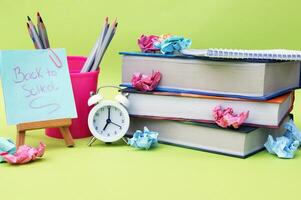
108,106,111,120
103,121,109,130
110,121,122,129
103,117,113,131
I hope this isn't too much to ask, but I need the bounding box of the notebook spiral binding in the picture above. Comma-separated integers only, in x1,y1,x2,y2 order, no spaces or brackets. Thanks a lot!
207,48,301,61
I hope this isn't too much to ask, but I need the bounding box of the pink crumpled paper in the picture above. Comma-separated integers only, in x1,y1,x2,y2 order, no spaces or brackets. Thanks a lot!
131,71,162,92
0,142,46,165
138,35,160,52
213,106,249,129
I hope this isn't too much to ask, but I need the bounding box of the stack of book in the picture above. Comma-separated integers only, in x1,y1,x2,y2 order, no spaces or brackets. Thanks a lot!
120,52,300,158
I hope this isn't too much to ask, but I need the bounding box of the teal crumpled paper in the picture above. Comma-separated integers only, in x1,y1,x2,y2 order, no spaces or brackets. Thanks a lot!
155,36,192,54
264,120,301,158
127,127,159,150
0,137,17,162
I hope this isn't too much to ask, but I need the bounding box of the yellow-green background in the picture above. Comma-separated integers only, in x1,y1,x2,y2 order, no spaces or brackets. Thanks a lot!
1,0,301,199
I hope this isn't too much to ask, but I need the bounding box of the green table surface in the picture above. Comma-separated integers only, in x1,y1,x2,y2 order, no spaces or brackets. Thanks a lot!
1,131,300,200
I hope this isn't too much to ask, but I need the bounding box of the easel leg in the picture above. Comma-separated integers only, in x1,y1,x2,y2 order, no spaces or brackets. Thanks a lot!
16,130,26,147
59,127,75,147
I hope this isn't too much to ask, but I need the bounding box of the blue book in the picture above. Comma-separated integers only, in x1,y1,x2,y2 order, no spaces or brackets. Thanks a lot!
120,52,301,100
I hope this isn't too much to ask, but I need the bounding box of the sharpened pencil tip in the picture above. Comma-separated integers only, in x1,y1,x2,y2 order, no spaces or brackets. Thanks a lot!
37,12,40,17
27,16,31,21
112,18,117,26
26,22,30,28
105,16,109,23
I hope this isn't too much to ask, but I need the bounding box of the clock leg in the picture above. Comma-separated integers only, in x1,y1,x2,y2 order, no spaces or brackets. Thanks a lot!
88,136,97,146
122,137,128,144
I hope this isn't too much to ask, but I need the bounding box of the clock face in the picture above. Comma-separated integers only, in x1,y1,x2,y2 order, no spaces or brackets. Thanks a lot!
88,100,130,142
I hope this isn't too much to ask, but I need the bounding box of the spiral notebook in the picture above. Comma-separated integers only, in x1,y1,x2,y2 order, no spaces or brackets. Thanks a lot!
181,49,301,61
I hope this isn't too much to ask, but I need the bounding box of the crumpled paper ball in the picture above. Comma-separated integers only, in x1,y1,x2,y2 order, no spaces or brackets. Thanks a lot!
154,35,192,54
131,71,162,92
127,127,159,150
284,119,301,141
213,106,249,129
0,142,46,164
138,35,160,52
264,119,301,159
0,137,16,163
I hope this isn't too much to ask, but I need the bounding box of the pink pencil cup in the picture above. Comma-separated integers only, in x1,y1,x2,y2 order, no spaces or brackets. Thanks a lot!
46,56,99,139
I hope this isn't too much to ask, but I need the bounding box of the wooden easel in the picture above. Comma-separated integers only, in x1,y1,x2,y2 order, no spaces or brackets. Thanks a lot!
16,118,75,147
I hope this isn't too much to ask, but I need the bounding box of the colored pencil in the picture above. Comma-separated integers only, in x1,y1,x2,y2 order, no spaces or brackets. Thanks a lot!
37,12,50,48
81,17,109,72
90,18,117,72
27,16,44,49
37,12,42,38
100,17,109,44
98,22,117,64
105,22,117,50
27,23,39,49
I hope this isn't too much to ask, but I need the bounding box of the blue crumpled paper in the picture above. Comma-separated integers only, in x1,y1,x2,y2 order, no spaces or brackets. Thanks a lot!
154,36,192,54
127,127,159,150
0,137,17,163
264,120,301,158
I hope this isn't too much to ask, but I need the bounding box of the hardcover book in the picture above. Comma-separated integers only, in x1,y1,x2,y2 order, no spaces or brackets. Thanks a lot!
128,116,291,158
120,52,301,100
124,88,294,128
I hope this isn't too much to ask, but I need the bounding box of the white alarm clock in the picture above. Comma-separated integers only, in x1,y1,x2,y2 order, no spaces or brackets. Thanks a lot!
87,86,130,146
